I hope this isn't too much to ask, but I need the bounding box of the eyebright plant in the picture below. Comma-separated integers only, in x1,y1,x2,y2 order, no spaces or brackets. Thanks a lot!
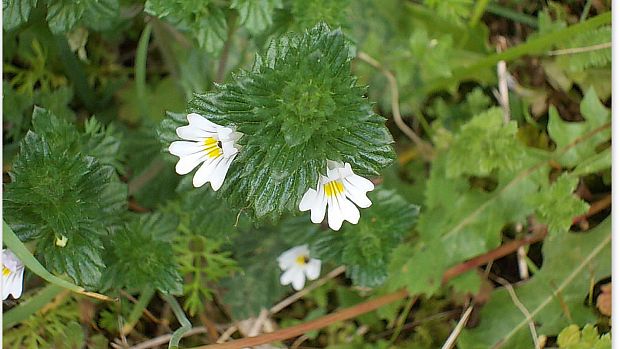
162,22,395,221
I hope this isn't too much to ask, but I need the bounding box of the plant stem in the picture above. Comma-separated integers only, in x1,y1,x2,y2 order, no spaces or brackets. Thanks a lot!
122,287,156,335
3,221,113,302
162,293,192,349
3,284,63,329
136,22,153,119
422,12,610,95
469,0,491,28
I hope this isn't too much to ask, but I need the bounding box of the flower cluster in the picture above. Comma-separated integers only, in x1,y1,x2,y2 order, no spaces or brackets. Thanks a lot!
170,114,376,231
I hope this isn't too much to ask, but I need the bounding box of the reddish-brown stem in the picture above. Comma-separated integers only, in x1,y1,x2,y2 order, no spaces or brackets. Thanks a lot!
573,194,611,224
191,289,409,349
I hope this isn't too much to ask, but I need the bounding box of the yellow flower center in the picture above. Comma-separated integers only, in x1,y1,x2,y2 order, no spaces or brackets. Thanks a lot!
3,266,11,276
295,255,310,265
203,137,223,158
324,180,344,197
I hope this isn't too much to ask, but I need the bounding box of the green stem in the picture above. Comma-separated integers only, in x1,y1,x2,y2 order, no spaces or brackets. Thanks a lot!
122,288,155,335
422,12,611,95
469,0,491,28
162,293,192,349
580,0,593,22
3,221,113,302
136,22,153,119
3,284,64,330
390,296,416,343
485,3,539,28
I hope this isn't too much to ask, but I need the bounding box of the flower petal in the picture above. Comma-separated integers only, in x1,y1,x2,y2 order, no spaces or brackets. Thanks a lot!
344,181,372,208
192,157,221,188
187,113,219,133
345,173,375,192
221,139,239,158
291,270,306,290
176,125,214,141
339,196,360,225
169,141,203,156
299,188,318,212
327,196,345,231
10,269,24,299
305,259,321,280
280,267,299,286
175,152,208,175
209,155,235,191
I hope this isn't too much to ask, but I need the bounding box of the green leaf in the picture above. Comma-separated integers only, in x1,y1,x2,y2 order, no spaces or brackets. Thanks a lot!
221,227,289,319
46,0,84,34
557,324,611,349
313,188,419,287
423,0,473,24
184,23,395,220
458,217,611,349
145,0,228,53
548,88,611,167
446,107,523,178
527,173,589,235
573,148,611,176
46,0,120,34
101,213,183,294
290,0,351,30
231,0,282,35
556,26,611,73
4,108,127,288
3,0,37,31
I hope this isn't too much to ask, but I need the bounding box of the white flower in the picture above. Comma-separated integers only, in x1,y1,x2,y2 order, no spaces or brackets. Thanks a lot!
169,113,242,190
299,161,374,231
2,249,25,300
278,245,321,291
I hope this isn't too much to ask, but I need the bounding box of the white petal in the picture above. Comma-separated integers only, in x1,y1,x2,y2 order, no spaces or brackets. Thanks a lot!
169,141,203,156
344,182,372,208
345,173,375,192
2,249,21,271
2,278,10,300
304,259,321,280
10,269,24,298
280,267,299,286
216,126,234,140
339,196,360,225
176,125,214,141
299,188,318,212
278,245,309,270
291,270,306,290
327,196,345,231
175,152,208,175
192,157,221,187
209,155,235,191
310,186,328,224
187,113,219,132
221,139,239,158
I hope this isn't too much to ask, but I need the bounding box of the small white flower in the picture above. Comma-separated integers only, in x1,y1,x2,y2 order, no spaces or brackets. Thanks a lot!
278,245,321,291
2,249,25,300
299,161,374,231
169,113,242,190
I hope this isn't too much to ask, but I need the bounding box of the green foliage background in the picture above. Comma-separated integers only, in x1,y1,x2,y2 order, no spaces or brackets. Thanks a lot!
2,0,611,348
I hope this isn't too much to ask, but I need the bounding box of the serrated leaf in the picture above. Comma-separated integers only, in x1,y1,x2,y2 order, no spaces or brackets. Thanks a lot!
458,218,611,349
4,108,127,288
557,26,611,73
446,107,523,177
145,0,227,53
527,173,589,235
548,88,611,167
3,0,37,31
101,213,183,294
231,0,282,35
46,0,120,34
313,188,419,287
182,23,395,220
290,0,351,30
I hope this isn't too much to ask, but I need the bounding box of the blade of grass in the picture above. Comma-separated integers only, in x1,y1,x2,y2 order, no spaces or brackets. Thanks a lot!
161,293,192,349
3,284,64,329
136,22,153,119
422,12,610,95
